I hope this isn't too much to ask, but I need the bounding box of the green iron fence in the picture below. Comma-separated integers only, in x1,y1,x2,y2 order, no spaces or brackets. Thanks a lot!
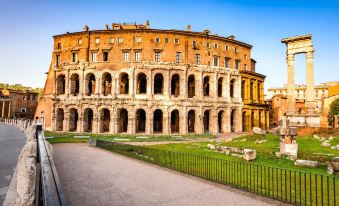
96,140,338,206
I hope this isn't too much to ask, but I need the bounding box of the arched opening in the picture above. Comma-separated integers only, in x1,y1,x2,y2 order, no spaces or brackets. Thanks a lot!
241,80,245,99
230,79,235,98
171,74,180,97
231,109,236,132
136,109,146,133
83,108,93,132
69,108,78,132
187,75,195,98
187,110,195,133
218,111,224,133
56,75,65,95
100,108,110,133
250,81,254,100
119,73,129,94
242,111,247,131
203,110,210,133
153,109,163,133
70,74,80,95
251,110,255,130
86,73,96,96
118,109,128,133
154,73,164,94
137,73,147,94
102,73,112,96
171,109,179,133
218,78,223,97
203,76,210,96
259,110,262,129
56,108,64,131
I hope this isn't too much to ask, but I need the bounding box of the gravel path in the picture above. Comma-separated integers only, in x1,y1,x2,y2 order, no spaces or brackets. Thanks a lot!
53,143,282,206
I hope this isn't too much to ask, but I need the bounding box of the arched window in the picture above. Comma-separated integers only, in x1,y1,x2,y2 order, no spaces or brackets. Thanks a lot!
70,74,80,95
68,108,78,132
171,109,179,133
218,77,223,97
231,109,236,132
100,108,110,132
136,109,146,132
102,73,112,96
86,73,96,96
218,111,224,133
187,75,195,98
118,109,128,133
154,73,164,94
137,73,147,94
187,110,195,133
203,110,210,133
171,74,180,97
83,108,93,132
230,79,235,98
203,76,210,96
56,75,65,95
56,108,64,131
153,109,163,133
119,73,129,94
250,81,254,100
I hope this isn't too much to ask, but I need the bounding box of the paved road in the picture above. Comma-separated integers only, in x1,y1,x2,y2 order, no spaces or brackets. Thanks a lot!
0,124,26,205
53,144,280,206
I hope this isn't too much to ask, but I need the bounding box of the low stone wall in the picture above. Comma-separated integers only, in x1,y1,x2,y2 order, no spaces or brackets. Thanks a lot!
297,126,339,136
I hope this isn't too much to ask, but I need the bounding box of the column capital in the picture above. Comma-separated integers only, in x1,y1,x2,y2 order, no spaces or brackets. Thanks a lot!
286,54,294,62
306,50,314,59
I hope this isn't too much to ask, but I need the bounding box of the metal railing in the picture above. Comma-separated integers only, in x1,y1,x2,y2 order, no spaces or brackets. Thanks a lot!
35,123,68,206
97,140,339,206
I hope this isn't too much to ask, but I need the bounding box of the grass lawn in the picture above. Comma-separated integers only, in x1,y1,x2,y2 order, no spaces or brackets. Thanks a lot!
44,130,215,144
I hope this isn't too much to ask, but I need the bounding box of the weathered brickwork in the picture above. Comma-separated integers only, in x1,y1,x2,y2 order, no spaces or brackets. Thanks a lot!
35,21,268,134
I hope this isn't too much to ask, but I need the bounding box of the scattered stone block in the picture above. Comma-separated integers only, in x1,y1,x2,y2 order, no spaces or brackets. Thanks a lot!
113,138,130,141
313,135,320,140
294,160,320,168
136,136,148,139
253,127,264,134
327,163,334,175
328,136,333,141
321,141,331,147
243,149,256,161
207,144,215,150
332,157,339,172
275,152,282,158
74,136,90,139
45,136,54,139
254,139,267,144
231,153,243,159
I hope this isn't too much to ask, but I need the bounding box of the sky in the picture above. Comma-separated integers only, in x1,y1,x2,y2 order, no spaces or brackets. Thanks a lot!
0,0,338,91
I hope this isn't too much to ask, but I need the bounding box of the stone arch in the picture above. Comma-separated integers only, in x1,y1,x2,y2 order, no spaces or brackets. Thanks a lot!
251,110,255,129
218,110,224,133
171,74,180,97
153,109,163,133
259,110,263,129
242,111,247,131
102,72,112,96
203,110,210,133
187,110,195,133
118,108,128,133
83,108,94,132
136,109,146,133
218,77,223,97
154,73,164,94
99,108,110,133
119,73,129,94
230,109,236,132
70,73,80,95
203,76,210,96
68,108,78,132
56,74,65,95
230,79,235,98
56,108,64,131
85,73,96,96
187,74,195,98
171,109,179,133
137,73,147,94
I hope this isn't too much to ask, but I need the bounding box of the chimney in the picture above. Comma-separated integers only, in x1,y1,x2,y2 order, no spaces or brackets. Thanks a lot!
83,25,89,31
187,24,191,32
146,20,150,29
105,24,110,30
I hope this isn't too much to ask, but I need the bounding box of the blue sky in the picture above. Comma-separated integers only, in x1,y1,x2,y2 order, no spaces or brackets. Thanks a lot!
0,0,338,90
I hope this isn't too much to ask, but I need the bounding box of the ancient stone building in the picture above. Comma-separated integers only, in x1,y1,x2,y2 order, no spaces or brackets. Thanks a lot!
0,87,38,119
35,21,268,134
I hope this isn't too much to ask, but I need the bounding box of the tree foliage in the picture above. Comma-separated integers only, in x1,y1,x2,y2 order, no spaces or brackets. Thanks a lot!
329,98,339,115
0,83,43,96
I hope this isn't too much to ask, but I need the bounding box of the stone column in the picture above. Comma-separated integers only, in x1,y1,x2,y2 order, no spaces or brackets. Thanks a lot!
305,51,316,113
225,74,230,102
95,76,100,97
163,109,170,134
287,54,296,114
66,70,70,97
235,107,243,132
197,107,203,134
127,111,135,134
182,107,187,134
110,109,115,134
224,107,231,133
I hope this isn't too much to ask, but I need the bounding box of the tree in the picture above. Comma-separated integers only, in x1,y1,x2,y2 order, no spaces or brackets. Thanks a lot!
329,98,339,115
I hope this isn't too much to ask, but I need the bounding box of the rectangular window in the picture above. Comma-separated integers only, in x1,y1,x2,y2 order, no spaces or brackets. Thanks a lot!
225,45,229,51
235,60,240,69
95,38,100,44
135,51,141,62
206,42,210,48
165,37,169,43
224,57,229,68
244,64,247,70
176,52,181,63
195,54,201,65
214,43,218,49
57,43,61,49
123,52,130,62
103,51,109,62
244,54,247,60
136,37,142,43
78,39,82,45
118,38,123,44
109,38,114,44
72,52,78,62
92,52,97,62
213,56,219,66
155,51,161,62
155,37,160,43
174,38,179,44
56,54,60,66
235,47,239,53
192,41,197,48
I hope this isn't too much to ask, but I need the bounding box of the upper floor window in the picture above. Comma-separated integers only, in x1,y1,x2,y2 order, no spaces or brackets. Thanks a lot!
225,45,229,51
236,60,241,69
155,37,160,43
213,56,219,67
154,51,161,62
95,38,100,44
235,47,239,53
123,52,130,62
244,64,247,70
136,37,142,43
214,43,218,49
176,52,182,63
92,52,97,62
174,38,179,44
192,41,197,48
56,54,60,66
165,37,169,43
195,54,201,65
244,54,247,60
118,38,123,44
77,39,82,45
224,57,230,68
57,43,61,49
109,38,114,44
135,51,141,62
72,52,78,62
103,51,109,62
32,95,35,100
206,42,210,48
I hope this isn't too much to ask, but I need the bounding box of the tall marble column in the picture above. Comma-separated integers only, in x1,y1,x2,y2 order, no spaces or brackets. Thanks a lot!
305,51,316,113
287,54,296,114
